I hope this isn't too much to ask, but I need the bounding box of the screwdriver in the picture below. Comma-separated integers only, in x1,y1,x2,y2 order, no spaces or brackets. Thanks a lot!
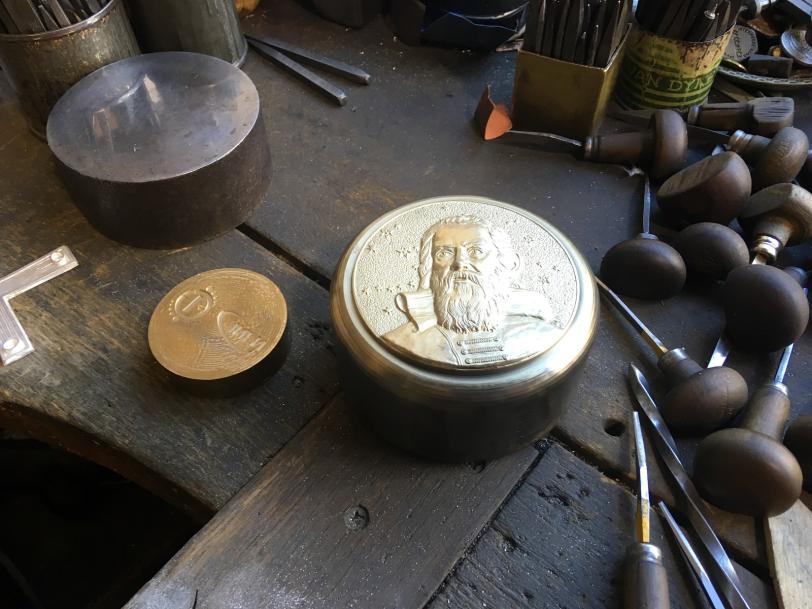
625,411,670,609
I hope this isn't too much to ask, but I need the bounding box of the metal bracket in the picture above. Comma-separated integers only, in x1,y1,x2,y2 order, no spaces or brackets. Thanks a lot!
0,246,78,366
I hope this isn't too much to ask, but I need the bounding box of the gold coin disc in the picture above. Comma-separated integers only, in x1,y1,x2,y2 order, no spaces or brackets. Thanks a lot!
148,268,287,381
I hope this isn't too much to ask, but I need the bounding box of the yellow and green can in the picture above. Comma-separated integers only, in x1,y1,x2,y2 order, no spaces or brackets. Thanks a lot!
616,25,733,110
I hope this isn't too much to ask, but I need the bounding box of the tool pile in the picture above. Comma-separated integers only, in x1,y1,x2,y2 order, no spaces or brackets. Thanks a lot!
0,0,109,33
523,0,631,67
594,105,811,357
635,0,743,41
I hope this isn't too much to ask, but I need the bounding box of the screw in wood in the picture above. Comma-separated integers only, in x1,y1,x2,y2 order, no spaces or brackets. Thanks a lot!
343,505,369,530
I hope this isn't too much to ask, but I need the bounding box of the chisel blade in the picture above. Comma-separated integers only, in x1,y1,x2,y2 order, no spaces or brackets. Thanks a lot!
627,365,753,609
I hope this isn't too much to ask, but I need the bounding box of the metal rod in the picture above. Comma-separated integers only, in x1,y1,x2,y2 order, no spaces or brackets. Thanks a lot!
248,40,348,106
628,365,753,609
659,502,727,609
632,411,651,544
595,277,670,356
642,175,652,235
707,335,730,368
774,343,794,384
245,34,371,85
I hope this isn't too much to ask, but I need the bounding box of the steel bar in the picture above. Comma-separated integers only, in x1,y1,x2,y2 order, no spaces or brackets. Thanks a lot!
248,39,348,106
707,335,730,368
642,176,651,235
0,2,18,32
4,0,46,33
595,278,670,356
48,0,71,27
37,4,59,29
246,34,371,84
659,502,727,609
553,0,571,59
774,343,794,384
632,412,651,544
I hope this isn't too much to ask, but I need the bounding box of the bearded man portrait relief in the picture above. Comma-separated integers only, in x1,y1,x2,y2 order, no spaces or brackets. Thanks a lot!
383,215,561,367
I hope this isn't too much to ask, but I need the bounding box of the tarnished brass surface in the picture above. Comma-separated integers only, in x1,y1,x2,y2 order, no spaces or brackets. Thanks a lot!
148,269,287,383
512,26,628,139
332,196,598,461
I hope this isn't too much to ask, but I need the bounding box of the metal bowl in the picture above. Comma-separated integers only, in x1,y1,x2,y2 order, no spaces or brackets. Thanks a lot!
331,196,598,461
47,51,271,249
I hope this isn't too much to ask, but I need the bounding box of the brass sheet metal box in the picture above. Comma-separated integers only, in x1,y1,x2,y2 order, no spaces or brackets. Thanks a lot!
512,28,629,140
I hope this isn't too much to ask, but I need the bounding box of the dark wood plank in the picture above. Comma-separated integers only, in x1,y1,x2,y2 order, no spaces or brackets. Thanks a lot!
429,443,777,609
0,87,339,518
125,396,539,609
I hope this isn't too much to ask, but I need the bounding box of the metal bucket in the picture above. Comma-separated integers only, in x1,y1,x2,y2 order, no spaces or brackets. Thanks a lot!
125,0,247,67
0,0,139,139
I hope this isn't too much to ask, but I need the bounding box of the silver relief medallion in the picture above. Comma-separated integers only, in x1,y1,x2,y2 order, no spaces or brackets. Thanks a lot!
351,198,580,370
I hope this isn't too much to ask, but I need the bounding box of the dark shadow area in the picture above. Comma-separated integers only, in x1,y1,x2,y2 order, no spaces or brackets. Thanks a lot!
0,432,199,609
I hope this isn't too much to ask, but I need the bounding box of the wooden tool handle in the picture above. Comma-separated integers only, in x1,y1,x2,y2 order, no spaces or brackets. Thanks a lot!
624,543,671,609
692,102,750,132
586,132,650,167
657,348,702,386
741,383,791,440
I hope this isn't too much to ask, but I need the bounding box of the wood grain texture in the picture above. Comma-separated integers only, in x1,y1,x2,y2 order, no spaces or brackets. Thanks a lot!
0,90,339,517
765,495,812,609
124,396,539,609
429,443,777,609
240,0,812,567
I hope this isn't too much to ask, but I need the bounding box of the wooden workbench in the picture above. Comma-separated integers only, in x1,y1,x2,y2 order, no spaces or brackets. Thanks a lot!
0,1,809,607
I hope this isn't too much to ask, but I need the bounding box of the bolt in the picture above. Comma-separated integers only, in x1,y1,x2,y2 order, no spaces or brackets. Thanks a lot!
343,505,369,531
2,338,19,351
51,251,64,263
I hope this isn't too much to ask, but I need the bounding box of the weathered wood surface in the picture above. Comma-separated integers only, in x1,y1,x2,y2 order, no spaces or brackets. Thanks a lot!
429,444,777,609
125,396,538,609
0,91,339,518
0,1,805,605
126,422,774,609
765,495,812,609
241,0,812,567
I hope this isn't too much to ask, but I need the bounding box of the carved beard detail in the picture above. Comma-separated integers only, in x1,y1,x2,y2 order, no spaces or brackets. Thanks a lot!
431,269,509,333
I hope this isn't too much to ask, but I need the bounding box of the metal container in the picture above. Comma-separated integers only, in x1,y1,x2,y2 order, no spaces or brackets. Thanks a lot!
331,196,598,461
47,52,271,249
125,0,247,67
0,0,139,139
512,26,629,140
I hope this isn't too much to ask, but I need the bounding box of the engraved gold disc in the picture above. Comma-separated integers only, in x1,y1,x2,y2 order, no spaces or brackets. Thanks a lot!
148,269,287,381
